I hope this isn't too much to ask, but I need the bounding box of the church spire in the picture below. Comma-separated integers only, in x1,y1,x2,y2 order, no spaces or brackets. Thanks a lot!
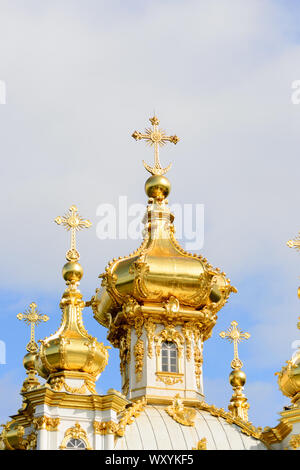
17,302,49,392
93,116,236,403
38,205,109,394
220,321,250,421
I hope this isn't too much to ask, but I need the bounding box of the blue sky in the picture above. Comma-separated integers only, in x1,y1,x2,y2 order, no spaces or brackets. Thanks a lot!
0,0,300,429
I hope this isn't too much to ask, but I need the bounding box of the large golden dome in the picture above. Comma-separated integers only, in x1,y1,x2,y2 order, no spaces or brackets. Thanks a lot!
94,175,236,337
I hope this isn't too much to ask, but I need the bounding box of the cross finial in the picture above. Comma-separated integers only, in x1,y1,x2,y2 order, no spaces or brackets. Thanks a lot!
287,232,300,252
219,321,250,369
55,205,92,262
17,302,49,353
132,116,179,176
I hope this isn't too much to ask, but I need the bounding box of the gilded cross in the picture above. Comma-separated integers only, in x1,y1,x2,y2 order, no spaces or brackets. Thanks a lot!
132,116,179,176
219,321,250,369
287,232,300,252
17,302,49,353
55,205,92,262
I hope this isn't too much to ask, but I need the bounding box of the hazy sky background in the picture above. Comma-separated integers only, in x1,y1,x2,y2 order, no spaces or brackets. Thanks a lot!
1,0,300,429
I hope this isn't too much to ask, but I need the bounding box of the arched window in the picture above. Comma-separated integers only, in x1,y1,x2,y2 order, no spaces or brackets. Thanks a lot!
161,341,178,373
66,438,86,450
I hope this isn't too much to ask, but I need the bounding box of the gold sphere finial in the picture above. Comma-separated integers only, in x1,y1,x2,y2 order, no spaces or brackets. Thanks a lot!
62,261,84,283
229,369,246,388
145,175,171,201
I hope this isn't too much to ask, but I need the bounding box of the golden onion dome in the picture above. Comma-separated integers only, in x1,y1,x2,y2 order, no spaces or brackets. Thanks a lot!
39,261,109,381
94,176,236,328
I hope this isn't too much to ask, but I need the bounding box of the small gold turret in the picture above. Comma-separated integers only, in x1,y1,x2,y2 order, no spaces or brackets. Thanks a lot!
17,302,49,392
38,205,109,393
220,321,250,421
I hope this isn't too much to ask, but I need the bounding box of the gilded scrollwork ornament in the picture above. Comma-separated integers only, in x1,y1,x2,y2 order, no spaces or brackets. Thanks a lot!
144,318,156,358
94,420,119,435
33,416,60,431
192,438,207,450
165,394,196,426
117,397,147,437
194,345,203,388
60,422,91,450
182,325,193,361
134,339,144,382
289,434,300,450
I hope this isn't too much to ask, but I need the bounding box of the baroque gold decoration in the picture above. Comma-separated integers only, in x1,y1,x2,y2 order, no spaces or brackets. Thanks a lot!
156,372,183,386
48,376,97,395
117,397,147,437
94,420,119,435
33,416,60,431
60,422,91,450
119,327,131,375
182,325,193,361
196,401,265,443
220,321,250,422
144,318,156,358
192,438,207,450
134,339,144,382
132,116,179,176
55,205,91,262
163,296,180,324
0,421,37,450
165,394,196,426
289,434,300,450
194,345,203,389
155,326,184,359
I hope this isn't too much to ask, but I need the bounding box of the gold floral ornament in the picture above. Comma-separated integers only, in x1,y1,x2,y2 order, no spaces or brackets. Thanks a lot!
219,321,250,422
132,116,179,176
55,205,92,262
60,422,92,450
165,394,196,426
289,433,300,450
17,302,49,353
192,438,207,450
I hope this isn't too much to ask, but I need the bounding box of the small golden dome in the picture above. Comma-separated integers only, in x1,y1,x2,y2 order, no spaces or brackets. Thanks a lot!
229,369,246,388
39,284,109,380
